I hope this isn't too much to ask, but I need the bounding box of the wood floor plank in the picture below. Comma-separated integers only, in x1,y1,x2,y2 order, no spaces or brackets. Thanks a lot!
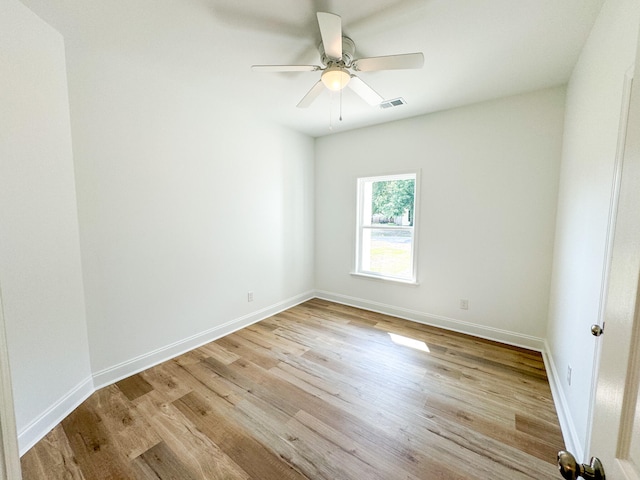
422,390,560,463
239,323,310,357
195,341,241,366
283,411,409,480
215,334,281,370
170,363,330,479
399,407,561,479
21,299,565,479
59,401,134,479
291,409,427,480
272,356,509,479
87,385,162,460
138,361,194,404
135,393,252,480
134,442,199,480
116,373,154,401
19,424,86,480
173,391,307,480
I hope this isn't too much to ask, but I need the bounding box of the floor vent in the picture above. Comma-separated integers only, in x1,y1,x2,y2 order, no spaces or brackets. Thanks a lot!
380,97,407,109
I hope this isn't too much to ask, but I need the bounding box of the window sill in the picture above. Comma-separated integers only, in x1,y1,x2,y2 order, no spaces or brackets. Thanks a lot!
350,272,420,286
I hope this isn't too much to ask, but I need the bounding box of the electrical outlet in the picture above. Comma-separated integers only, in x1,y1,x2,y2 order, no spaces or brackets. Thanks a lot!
567,365,572,386
460,299,469,310
247,291,254,302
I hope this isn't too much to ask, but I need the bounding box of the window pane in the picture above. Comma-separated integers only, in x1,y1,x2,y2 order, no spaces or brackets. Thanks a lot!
362,228,413,279
371,179,415,226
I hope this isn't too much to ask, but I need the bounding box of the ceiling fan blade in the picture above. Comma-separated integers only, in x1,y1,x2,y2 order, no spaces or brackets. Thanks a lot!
297,80,325,108
251,65,321,72
317,12,343,60
347,75,383,106
352,53,424,72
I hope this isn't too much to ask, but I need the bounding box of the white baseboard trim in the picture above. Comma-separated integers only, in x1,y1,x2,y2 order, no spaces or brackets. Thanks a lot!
17,375,94,456
92,290,315,389
314,290,546,351
541,340,583,460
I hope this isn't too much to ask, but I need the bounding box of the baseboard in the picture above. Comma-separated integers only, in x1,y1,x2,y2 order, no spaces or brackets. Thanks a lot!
17,375,94,456
541,340,583,460
314,290,546,351
92,290,315,389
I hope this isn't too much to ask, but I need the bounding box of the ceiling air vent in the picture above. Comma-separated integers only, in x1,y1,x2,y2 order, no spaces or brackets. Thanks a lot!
380,97,407,109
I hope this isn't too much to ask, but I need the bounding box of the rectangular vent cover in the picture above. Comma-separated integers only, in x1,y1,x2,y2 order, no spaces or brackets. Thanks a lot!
380,97,407,109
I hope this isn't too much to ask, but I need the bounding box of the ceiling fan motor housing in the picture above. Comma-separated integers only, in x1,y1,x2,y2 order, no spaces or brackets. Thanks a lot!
319,36,355,67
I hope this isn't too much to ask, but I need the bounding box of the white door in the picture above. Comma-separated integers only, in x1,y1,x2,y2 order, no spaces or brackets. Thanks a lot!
0,292,21,480
580,31,640,480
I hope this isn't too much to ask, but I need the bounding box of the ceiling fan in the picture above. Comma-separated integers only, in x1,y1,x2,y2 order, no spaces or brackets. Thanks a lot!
251,12,424,108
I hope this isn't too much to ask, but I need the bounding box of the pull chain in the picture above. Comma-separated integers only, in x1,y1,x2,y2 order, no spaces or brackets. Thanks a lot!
328,87,345,131
329,91,333,131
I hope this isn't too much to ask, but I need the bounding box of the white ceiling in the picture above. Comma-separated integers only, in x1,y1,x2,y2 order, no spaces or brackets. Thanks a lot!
20,0,604,137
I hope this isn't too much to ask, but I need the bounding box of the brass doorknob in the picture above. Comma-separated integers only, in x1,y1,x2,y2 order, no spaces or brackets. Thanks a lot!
557,450,605,480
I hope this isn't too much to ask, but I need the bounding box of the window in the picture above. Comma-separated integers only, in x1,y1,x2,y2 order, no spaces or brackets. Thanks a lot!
355,173,418,283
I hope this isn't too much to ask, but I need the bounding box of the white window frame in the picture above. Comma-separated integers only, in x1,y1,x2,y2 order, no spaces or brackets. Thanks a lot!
353,172,419,284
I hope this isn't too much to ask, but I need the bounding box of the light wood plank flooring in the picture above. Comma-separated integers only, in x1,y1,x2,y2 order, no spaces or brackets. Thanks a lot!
21,299,565,479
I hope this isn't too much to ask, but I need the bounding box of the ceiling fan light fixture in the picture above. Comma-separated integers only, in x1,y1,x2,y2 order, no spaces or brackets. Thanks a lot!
321,66,351,91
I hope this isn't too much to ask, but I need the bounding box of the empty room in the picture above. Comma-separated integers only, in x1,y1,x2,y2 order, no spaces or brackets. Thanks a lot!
2,0,640,479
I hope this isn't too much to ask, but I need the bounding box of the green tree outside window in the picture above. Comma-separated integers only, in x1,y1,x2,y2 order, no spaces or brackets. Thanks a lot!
372,179,415,225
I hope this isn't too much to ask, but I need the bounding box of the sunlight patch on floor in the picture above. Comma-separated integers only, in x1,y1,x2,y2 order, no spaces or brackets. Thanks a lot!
388,333,430,353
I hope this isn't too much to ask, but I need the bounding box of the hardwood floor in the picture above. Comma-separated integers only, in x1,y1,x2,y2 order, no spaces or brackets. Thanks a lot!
20,299,565,479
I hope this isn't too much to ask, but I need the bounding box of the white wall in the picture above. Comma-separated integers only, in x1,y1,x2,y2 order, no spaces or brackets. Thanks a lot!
315,87,565,348
0,0,93,454
546,0,640,460
55,3,316,383
79,118,315,383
